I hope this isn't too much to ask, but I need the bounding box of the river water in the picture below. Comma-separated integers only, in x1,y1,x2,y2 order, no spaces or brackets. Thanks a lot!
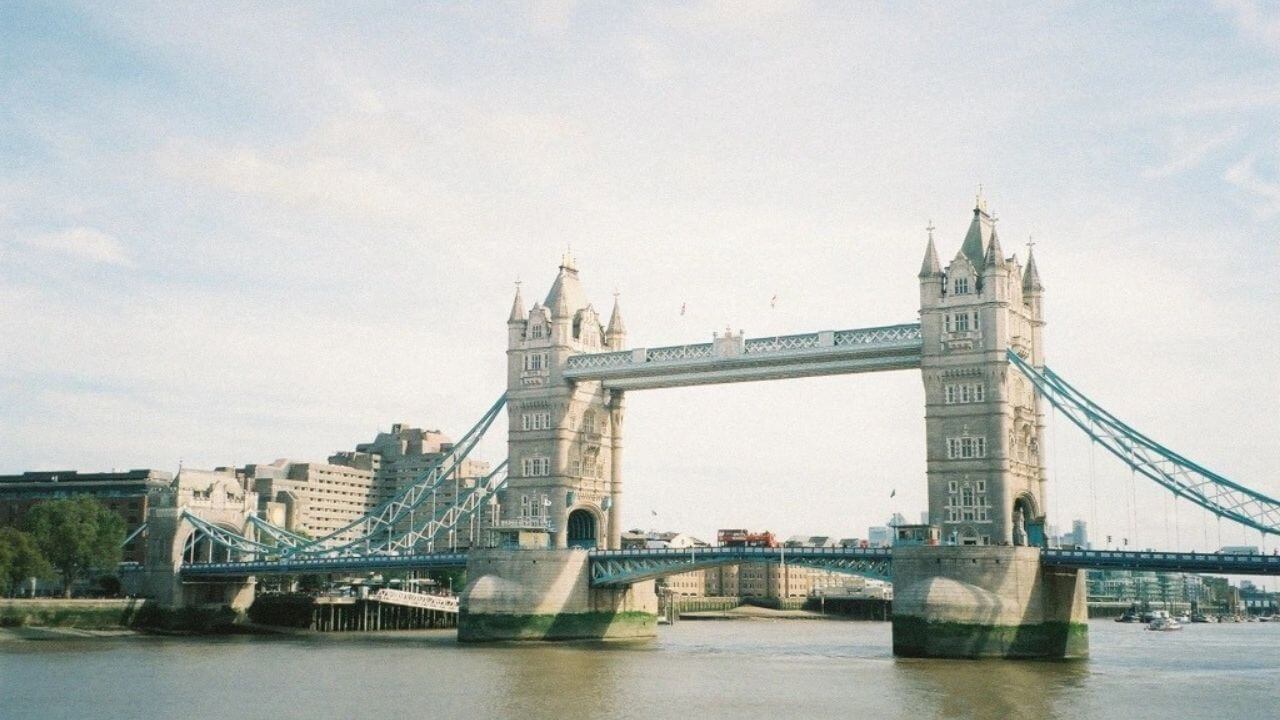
2,619,1276,720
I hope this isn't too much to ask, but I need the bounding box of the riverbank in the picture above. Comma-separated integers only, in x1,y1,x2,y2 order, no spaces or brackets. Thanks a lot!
682,604,838,621
0,626,140,642
0,598,147,630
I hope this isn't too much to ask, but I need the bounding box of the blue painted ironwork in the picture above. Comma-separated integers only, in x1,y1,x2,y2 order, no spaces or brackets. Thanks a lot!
1043,548,1280,576
181,511,273,557
1008,350,1280,536
173,395,509,566
181,551,469,577
246,515,311,549
120,521,148,549
587,546,894,587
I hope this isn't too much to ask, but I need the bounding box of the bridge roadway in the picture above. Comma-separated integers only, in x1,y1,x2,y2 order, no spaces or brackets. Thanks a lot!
178,547,1280,583
561,323,924,389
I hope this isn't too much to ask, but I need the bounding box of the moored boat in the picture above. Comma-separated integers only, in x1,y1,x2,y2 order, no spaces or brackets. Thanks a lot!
1148,616,1183,631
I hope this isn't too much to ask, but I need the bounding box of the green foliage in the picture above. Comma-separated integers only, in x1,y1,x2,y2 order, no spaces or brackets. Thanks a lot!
24,496,126,597
0,526,52,596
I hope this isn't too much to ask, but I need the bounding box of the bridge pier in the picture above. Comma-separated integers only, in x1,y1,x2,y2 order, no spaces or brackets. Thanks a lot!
458,548,657,641
891,546,1087,659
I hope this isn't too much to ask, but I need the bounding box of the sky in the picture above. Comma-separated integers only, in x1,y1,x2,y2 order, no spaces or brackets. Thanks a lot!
1,1,1278,552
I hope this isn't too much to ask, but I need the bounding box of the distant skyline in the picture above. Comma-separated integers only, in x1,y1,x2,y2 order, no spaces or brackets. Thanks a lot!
1,2,1277,550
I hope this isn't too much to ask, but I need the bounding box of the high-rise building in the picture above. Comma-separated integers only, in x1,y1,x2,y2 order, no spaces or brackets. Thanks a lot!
1071,519,1089,549
243,460,378,543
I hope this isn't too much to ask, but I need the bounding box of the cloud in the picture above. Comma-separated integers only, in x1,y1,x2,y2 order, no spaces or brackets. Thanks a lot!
1143,128,1240,179
1224,154,1280,219
1216,0,1280,49
19,227,134,267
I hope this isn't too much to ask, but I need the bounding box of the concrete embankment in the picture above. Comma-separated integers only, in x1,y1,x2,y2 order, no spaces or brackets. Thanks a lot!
0,598,248,635
0,598,147,631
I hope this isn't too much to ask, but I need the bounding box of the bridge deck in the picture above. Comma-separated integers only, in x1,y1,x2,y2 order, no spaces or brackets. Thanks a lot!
180,552,468,577
587,545,894,587
1042,548,1280,575
176,547,1280,580
562,324,923,390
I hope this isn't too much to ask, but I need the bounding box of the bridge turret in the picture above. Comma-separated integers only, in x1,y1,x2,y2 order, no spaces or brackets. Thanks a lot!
1022,248,1045,365
605,294,626,350
507,282,527,346
917,223,944,308
920,200,1047,548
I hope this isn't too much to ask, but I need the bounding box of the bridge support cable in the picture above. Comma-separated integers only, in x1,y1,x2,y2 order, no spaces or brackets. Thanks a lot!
1008,350,1280,537
245,515,313,550
279,393,508,558
392,460,509,554
120,522,148,549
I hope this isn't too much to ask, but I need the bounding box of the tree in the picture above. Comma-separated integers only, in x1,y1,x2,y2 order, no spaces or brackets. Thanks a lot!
0,527,52,597
24,496,126,597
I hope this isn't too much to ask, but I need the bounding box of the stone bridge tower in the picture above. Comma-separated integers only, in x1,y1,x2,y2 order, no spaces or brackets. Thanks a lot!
918,201,1047,546
502,255,626,550
142,468,259,609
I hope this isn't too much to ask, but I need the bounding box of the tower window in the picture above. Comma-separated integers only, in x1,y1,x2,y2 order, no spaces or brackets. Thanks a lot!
520,412,551,431
530,325,544,339
946,436,987,459
954,277,969,294
523,353,547,372
521,457,551,477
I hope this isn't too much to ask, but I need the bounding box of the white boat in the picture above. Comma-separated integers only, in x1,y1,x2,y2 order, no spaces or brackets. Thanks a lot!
1148,616,1183,631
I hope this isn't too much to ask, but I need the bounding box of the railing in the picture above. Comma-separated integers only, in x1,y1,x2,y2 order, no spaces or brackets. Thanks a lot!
744,333,820,353
645,343,714,363
370,588,460,613
564,323,922,375
493,517,555,531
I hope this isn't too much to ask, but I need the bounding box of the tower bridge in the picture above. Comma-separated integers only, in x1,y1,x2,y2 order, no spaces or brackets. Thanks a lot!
152,199,1280,659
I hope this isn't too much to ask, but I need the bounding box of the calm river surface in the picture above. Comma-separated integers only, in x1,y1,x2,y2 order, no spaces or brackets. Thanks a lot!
2,619,1277,720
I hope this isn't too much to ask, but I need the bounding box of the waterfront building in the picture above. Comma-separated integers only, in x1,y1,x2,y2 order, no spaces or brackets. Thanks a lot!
346,424,491,504
243,460,378,543
1238,581,1279,615
0,469,173,563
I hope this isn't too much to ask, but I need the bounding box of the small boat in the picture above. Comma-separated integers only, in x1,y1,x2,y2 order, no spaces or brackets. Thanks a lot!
1148,616,1183,631
1190,613,1212,623
1174,613,1191,623
1258,615,1274,623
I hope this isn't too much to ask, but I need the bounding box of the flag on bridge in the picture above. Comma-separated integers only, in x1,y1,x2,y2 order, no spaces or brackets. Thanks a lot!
890,489,896,498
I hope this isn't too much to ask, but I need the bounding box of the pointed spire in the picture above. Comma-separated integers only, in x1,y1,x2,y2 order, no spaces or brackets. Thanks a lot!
507,281,526,323
984,223,1004,268
960,203,991,271
550,278,570,316
1022,247,1044,293
606,291,626,336
918,220,942,278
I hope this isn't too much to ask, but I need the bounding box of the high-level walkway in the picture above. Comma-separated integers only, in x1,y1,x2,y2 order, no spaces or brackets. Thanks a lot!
562,323,923,389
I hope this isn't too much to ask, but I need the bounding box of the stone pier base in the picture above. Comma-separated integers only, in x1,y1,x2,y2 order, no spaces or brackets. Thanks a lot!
458,549,657,642
891,545,1088,659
